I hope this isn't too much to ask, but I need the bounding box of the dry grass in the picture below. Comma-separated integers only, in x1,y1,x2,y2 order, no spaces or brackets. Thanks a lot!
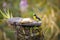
37,8,59,40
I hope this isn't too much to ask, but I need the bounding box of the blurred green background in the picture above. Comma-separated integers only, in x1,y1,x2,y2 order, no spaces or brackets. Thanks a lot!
0,0,60,40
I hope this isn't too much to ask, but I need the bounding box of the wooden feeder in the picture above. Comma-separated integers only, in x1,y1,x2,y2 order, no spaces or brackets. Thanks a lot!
7,17,44,40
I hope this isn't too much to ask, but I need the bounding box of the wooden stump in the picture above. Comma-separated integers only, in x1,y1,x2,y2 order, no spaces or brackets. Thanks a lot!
7,17,44,40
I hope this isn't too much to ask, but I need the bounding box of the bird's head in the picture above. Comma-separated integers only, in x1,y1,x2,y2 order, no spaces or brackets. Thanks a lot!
33,14,36,16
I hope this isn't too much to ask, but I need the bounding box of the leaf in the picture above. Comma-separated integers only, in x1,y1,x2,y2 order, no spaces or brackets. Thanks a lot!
0,10,7,18
10,13,13,18
0,9,13,19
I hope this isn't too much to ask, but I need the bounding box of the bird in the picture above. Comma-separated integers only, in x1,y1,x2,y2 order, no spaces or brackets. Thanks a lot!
33,14,41,21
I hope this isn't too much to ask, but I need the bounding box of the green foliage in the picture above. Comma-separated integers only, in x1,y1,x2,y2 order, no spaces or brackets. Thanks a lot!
0,9,13,19
5,29,15,40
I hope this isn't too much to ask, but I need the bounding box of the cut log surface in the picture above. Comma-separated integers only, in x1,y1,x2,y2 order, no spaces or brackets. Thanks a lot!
7,17,41,27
